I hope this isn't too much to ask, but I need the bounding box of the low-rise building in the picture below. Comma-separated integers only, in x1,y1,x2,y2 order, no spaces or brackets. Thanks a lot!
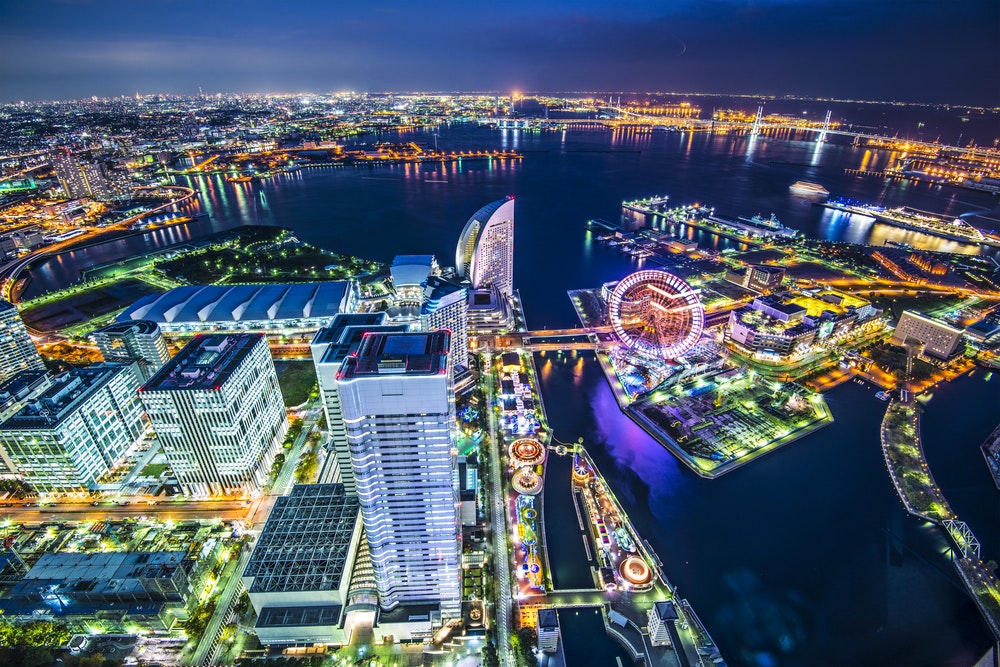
647,600,678,646
242,483,362,646
10,551,191,605
891,311,964,359
537,608,560,652
117,282,357,334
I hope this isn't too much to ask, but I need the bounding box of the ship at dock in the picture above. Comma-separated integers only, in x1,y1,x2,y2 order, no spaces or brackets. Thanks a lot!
712,213,802,238
821,198,1000,248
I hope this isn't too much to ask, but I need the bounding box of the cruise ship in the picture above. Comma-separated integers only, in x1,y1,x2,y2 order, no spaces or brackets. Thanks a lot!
821,199,1000,247
789,181,829,197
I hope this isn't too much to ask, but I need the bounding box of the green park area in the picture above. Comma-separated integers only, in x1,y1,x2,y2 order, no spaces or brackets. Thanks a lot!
881,402,953,521
154,227,382,284
275,361,318,407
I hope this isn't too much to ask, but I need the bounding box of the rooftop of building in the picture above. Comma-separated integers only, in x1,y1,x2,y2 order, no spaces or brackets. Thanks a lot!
754,297,808,318
141,333,264,392
652,600,679,621
966,318,1000,339
256,604,343,629
311,313,388,347
0,298,17,314
90,319,161,337
337,331,450,379
312,314,408,366
20,551,186,582
117,282,352,325
898,310,963,334
0,371,51,407
0,365,128,430
787,290,869,318
537,608,558,629
422,276,467,315
390,255,437,288
11,551,188,600
243,483,360,594
734,306,816,337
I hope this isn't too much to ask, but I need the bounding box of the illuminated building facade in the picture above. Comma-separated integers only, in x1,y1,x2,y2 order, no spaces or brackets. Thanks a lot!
334,331,461,615
90,320,171,382
0,364,145,492
310,314,406,490
455,197,515,297
891,311,964,359
0,299,45,383
140,334,287,496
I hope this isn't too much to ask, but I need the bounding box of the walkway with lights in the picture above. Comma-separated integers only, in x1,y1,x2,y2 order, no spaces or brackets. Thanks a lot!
880,398,1000,640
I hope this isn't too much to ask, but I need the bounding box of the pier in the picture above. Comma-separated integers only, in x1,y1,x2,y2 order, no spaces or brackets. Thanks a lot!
880,399,1000,640
516,446,725,666
483,294,725,664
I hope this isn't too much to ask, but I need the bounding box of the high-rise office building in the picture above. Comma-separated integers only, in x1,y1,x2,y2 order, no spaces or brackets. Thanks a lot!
421,276,469,373
90,320,171,383
0,371,53,477
455,197,515,297
140,334,287,496
0,299,45,383
310,314,405,490
0,364,145,492
334,331,461,614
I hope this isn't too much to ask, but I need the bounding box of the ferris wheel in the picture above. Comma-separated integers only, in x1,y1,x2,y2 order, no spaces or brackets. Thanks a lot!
607,270,705,360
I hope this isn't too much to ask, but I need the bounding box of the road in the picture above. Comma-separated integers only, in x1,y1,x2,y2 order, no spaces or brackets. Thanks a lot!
482,355,514,667
0,185,197,302
0,500,252,525
188,548,252,666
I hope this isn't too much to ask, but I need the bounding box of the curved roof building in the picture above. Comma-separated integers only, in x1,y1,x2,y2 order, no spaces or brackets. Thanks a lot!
455,197,515,297
117,282,355,333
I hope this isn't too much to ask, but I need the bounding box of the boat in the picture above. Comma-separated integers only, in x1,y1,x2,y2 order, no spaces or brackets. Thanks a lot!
821,199,999,247
790,181,829,197
225,174,255,183
875,391,891,401
731,213,803,238
614,526,637,553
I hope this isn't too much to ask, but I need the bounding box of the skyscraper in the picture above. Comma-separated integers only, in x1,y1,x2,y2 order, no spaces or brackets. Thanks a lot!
0,299,45,383
310,314,405,490
455,197,515,297
334,331,461,614
139,334,287,496
0,364,145,492
421,276,469,373
90,320,171,383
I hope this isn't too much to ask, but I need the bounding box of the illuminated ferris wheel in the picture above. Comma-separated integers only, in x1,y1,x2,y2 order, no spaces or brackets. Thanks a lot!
607,270,705,360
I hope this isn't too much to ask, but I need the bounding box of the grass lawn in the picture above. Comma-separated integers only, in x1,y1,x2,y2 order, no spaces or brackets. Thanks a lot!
275,361,318,407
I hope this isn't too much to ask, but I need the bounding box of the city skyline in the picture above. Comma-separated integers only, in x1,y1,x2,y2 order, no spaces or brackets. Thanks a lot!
0,0,998,105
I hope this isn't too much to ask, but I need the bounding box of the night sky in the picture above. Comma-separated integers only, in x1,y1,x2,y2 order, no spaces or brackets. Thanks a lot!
1,0,998,104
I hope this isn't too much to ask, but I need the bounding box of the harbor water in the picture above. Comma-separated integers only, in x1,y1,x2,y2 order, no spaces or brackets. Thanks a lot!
17,120,1000,665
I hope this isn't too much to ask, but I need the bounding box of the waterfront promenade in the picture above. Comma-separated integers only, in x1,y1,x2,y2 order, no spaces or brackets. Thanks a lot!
880,399,1000,640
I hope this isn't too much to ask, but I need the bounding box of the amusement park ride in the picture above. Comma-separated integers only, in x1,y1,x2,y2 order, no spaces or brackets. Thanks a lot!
607,269,706,362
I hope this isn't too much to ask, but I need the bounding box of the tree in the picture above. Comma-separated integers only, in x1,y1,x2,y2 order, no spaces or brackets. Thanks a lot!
482,641,500,667
516,627,537,667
